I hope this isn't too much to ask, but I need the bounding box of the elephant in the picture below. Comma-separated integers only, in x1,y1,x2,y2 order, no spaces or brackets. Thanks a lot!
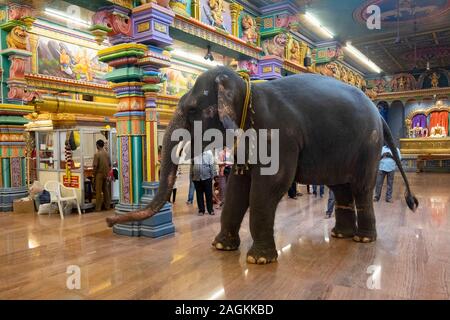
106,66,418,265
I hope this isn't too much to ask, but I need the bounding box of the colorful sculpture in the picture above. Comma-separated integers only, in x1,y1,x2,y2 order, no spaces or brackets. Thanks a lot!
73,49,93,82
262,33,288,58
241,15,258,45
6,26,29,50
430,124,447,138
409,123,428,138
205,0,225,29
390,73,416,92
285,36,308,66
430,72,440,88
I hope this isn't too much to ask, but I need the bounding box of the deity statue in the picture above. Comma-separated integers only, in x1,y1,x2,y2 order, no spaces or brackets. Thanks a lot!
340,66,348,83
398,76,406,91
73,48,93,82
430,123,447,138
206,0,225,29
241,15,258,45
59,46,73,76
262,33,288,58
409,123,428,138
365,88,378,100
331,63,341,80
287,38,301,64
6,26,28,50
430,72,440,88
348,72,356,86
239,59,258,76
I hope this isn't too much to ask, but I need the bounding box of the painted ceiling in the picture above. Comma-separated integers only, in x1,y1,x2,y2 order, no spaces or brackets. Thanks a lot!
5,0,450,75
244,0,450,74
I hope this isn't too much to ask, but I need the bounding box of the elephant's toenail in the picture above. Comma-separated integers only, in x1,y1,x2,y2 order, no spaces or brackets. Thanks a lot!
215,243,224,250
247,256,256,264
257,257,267,265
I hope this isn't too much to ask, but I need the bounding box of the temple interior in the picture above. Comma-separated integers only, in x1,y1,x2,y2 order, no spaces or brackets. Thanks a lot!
0,0,450,301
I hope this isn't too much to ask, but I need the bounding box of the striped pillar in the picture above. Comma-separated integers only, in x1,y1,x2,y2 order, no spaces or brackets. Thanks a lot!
98,43,147,212
94,2,175,237
0,115,29,212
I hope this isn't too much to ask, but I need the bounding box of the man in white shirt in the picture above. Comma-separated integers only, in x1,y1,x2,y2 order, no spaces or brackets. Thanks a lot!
374,144,401,203
191,150,217,215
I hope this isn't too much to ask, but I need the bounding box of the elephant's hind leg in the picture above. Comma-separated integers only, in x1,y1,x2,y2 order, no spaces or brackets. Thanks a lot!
212,173,251,251
353,190,377,243
330,184,357,239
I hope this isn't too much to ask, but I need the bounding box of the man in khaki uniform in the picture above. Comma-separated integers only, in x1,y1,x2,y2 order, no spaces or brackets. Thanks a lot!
93,139,111,211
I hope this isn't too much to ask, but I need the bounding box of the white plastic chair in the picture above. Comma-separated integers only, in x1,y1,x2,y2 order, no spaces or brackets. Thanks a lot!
44,181,82,220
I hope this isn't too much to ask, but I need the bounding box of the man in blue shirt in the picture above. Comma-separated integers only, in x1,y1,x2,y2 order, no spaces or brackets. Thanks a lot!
191,150,217,216
374,144,401,203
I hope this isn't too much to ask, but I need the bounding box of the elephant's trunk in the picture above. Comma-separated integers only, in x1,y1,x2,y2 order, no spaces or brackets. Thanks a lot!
106,111,185,227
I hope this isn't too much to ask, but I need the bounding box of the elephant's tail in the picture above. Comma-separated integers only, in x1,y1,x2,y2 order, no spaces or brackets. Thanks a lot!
382,118,419,212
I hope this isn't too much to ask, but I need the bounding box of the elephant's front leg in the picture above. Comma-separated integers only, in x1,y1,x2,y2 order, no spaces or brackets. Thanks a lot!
212,173,251,251
246,172,293,265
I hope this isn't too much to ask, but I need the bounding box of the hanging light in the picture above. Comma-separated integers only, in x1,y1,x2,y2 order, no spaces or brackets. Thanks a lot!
204,45,214,61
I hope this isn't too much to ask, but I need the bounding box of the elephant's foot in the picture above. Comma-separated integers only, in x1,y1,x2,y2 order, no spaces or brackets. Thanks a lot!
331,227,354,239
353,231,377,243
212,232,240,251
246,245,278,265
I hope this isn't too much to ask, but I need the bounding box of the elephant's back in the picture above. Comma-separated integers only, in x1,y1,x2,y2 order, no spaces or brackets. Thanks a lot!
257,74,383,185
258,73,379,124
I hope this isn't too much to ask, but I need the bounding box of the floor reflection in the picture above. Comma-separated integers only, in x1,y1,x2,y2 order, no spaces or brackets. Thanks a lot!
0,172,450,299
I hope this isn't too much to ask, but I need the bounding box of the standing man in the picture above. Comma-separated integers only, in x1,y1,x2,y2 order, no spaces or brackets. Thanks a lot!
374,144,401,203
186,177,195,205
217,147,232,205
191,150,216,216
288,181,298,199
326,188,335,219
93,139,111,211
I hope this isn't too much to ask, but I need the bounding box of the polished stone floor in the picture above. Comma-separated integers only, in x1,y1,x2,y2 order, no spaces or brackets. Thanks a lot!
0,172,449,299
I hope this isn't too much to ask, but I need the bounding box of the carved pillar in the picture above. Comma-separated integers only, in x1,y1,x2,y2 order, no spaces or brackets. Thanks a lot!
131,2,175,238
191,0,200,20
255,17,262,47
230,3,243,37
95,6,145,214
95,2,175,237
99,44,146,211
0,3,35,211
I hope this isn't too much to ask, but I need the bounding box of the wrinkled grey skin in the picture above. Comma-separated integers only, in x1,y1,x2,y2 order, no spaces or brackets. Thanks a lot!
107,66,418,265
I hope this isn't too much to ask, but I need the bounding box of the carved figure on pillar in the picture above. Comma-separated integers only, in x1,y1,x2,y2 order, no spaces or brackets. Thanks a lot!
6,26,29,50
262,33,288,58
241,15,258,45
92,6,132,45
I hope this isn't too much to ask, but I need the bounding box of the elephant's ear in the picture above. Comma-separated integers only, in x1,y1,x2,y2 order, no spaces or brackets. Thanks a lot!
215,74,238,130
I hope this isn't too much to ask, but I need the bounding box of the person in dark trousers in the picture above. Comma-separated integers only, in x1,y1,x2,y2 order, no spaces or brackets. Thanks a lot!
186,177,195,205
288,182,298,199
93,139,111,211
313,185,324,198
326,188,335,218
169,168,180,203
191,150,217,216
374,144,401,203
